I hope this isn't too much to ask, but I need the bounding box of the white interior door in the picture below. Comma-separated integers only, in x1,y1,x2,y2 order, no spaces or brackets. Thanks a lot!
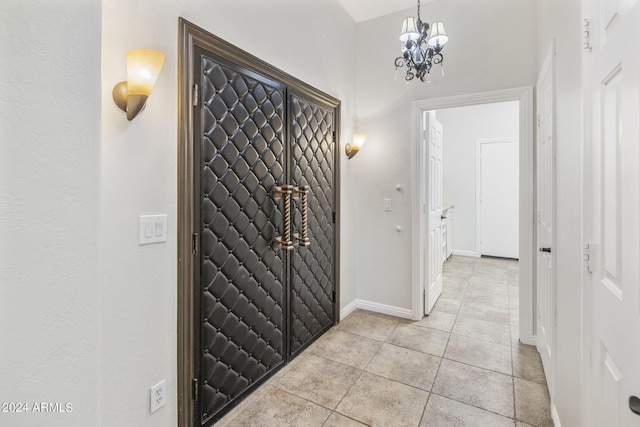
478,139,519,259
423,111,443,315
585,0,640,425
536,42,555,397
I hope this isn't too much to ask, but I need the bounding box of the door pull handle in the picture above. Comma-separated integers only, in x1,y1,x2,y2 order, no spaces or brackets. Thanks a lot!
274,185,295,251
539,247,551,253
630,396,640,416
293,185,311,248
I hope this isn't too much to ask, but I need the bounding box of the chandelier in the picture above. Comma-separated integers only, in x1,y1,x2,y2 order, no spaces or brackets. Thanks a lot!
394,0,449,82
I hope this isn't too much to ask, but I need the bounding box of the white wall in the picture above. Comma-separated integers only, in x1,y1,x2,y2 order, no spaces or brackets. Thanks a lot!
0,1,356,426
0,0,101,426
438,101,519,254
354,0,537,310
537,0,583,425
100,1,357,426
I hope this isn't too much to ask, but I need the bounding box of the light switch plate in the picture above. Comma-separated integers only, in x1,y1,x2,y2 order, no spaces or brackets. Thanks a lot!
384,199,392,211
139,214,168,245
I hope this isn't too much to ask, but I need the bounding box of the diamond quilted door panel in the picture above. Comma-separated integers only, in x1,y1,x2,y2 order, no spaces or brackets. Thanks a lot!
195,52,288,425
289,95,335,355
192,47,337,426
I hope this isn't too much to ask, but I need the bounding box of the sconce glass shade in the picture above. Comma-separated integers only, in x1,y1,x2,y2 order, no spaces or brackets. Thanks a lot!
126,49,165,96
113,49,165,120
427,21,448,49
399,17,420,42
353,133,368,148
346,133,368,159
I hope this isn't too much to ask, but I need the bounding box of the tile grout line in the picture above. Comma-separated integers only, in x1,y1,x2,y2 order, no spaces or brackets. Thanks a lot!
228,256,540,427
326,319,396,427
507,261,519,425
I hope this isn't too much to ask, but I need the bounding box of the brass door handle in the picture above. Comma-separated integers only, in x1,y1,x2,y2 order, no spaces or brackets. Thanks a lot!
293,185,311,247
274,185,295,251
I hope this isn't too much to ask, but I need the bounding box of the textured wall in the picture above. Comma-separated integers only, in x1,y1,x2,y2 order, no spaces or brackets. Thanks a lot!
0,0,101,426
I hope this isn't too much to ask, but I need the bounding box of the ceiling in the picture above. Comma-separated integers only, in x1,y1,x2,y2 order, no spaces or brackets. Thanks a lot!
335,0,432,23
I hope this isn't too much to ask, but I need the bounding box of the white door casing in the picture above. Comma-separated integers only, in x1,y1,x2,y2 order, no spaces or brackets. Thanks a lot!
536,41,556,400
584,0,640,425
410,88,535,345
476,138,519,259
423,111,443,315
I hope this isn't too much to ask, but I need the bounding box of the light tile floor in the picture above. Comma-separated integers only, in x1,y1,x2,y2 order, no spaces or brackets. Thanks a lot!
218,256,553,426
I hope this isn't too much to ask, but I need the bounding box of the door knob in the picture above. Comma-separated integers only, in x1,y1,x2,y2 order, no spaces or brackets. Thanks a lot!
630,396,640,416
539,247,551,253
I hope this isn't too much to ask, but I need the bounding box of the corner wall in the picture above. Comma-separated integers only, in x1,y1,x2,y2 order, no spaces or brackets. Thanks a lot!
354,0,537,310
0,0,101,425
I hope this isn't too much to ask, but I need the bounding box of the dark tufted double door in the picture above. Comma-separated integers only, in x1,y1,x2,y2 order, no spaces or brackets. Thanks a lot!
192,46,338,425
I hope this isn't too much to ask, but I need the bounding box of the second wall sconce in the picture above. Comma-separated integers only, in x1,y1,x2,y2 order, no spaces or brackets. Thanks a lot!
345,133,368,159
112,49,165,121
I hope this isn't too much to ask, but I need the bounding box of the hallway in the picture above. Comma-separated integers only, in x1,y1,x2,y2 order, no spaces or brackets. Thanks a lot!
217,256,552,426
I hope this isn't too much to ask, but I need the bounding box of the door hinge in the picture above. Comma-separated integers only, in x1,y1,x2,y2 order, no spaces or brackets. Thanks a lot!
583,18,592,52
583,242,592,273
332,290,336,302
332,131,336,143
192,378,198,401
192,84,199,107
332,212,336,224
192,233,199,255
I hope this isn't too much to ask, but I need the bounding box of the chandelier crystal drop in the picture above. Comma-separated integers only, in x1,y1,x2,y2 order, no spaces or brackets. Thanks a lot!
394,0,448,82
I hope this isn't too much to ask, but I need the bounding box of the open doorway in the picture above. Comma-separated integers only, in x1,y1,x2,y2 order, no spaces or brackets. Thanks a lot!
410,87,535,345
435,101,520,260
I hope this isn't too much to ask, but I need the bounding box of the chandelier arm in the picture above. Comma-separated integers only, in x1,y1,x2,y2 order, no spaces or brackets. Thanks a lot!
395,0,446,84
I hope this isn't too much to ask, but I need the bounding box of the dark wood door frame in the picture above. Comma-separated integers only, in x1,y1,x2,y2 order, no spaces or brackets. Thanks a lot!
177,18,341,427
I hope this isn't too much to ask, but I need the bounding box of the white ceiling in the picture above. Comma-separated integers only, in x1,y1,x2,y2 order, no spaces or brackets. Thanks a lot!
335,0,432,23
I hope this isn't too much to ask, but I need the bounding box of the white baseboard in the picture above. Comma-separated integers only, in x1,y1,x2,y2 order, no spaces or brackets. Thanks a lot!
551,402,561,427
339,299,358,321
452,250,479,258
353,299,413,319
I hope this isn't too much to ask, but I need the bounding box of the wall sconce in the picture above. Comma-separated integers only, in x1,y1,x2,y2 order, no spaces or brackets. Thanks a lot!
112,49,165,120
345,133,368,159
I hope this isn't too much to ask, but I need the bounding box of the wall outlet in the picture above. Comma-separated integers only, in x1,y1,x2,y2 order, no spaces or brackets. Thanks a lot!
150,380,166,413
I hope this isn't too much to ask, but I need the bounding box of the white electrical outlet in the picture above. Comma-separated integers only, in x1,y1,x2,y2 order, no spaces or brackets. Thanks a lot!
150,380,166,413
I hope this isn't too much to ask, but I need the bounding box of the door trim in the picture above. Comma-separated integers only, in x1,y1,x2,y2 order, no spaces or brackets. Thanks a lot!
410,86,536,345
177,18,341,427
475,137,519,258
